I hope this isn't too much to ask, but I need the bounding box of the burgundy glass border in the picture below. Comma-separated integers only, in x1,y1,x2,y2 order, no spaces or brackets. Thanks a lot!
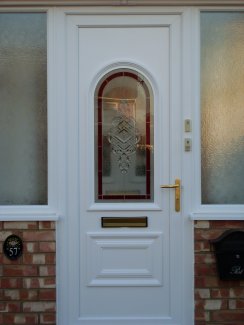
97,71,152,200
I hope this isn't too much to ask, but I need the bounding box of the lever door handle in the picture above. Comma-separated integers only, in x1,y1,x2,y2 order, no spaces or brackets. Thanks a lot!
160,184,179,189
160,179,181,212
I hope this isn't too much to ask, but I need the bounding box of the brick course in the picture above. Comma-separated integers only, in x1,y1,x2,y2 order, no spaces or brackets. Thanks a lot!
1,219,243,325
0,221,56,325
195,220,244,325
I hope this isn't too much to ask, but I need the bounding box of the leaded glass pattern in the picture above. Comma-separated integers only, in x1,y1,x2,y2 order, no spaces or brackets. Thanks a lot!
95,69,154,201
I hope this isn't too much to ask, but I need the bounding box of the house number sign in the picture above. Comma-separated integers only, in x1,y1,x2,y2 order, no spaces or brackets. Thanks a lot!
3,235,23,260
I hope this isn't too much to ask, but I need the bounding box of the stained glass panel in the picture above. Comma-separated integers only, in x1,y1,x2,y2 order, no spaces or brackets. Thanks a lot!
95,69,154,202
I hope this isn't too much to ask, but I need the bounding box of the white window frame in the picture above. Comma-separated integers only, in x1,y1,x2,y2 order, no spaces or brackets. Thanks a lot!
0,2,243,223
0,8,61,221
191,7,244,221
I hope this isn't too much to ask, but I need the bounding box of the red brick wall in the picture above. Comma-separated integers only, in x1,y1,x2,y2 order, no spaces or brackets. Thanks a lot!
0,221,56,325
195,220,244,325
2,219,244,325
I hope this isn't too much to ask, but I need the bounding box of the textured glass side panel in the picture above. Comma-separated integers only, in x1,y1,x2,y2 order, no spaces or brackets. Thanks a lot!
201,12,244,204
95,70,154,202
0,13,47,205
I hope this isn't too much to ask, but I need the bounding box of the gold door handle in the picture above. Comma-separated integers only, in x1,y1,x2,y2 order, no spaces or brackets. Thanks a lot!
160,178,181,212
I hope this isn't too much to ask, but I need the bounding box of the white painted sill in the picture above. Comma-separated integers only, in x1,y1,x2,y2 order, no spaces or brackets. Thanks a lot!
190,209,244,221
0,207,60,221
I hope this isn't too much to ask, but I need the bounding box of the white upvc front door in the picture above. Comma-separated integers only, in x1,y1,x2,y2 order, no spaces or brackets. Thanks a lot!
57,7,193,325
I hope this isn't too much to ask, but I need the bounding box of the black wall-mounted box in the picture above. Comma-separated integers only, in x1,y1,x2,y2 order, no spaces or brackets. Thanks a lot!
210,230,244,280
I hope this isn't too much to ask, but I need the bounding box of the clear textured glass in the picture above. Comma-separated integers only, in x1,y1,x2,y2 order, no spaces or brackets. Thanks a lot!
201,12,244,204
0,13,47,205
95,69,154,202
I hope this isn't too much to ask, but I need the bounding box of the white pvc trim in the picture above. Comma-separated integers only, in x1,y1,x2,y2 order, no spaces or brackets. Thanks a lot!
0,0,244,6
190,8,244,221
0,214,60,221
190,212,244,221
0,8,62,222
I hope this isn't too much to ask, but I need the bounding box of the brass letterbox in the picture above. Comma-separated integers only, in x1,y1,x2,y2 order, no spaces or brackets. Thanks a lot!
102,217,148,228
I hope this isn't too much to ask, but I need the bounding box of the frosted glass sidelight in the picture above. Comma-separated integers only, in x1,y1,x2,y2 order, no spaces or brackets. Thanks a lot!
0,13,47,205
201,12,244,204
95,69,154,202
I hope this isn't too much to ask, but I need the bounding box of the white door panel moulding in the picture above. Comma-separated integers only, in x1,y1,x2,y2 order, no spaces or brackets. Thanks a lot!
86,232,163,286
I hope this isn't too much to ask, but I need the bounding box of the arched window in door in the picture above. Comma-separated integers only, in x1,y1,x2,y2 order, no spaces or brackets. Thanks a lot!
94,69,154,202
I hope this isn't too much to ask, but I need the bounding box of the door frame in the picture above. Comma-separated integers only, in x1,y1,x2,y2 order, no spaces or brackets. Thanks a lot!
55,6,194,325
0,2,243,324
